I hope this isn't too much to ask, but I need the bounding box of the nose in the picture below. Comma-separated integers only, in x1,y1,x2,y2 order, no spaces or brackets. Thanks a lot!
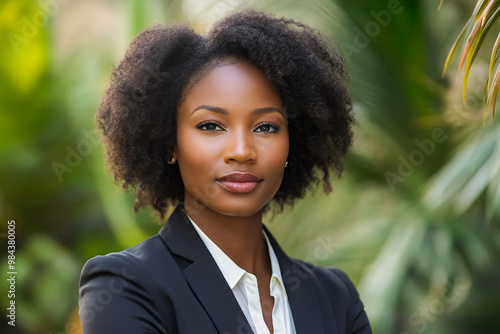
223,128,257,164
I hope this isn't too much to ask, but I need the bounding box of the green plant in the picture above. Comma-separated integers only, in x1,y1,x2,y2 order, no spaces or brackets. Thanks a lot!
442,0,500,123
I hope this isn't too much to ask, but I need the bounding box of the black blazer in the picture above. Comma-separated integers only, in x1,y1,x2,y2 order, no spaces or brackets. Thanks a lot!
79,204,371,334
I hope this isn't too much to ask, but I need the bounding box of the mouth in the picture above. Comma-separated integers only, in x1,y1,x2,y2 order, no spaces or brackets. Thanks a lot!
217,172,262,194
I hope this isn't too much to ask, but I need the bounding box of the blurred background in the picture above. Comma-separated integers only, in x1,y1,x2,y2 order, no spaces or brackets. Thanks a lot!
1,0,499,333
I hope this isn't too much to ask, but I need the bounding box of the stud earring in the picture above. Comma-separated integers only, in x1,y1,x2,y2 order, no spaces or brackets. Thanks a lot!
284,161,288,168
167,156,176,165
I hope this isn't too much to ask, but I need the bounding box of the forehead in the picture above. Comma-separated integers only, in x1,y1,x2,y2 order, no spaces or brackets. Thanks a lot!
179,60,283,109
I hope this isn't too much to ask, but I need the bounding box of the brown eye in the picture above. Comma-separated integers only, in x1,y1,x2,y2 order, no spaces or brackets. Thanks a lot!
196,121,224,132
255,122,280,133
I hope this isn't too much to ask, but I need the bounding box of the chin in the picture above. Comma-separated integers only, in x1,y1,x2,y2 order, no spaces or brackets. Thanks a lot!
210,200,267,218
184,184,279,218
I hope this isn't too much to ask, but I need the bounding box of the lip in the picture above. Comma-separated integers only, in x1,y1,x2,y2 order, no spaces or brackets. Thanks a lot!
217,172,262,194
218,172,262,182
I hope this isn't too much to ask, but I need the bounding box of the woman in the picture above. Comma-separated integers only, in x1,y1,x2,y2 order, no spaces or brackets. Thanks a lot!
79,10,371,334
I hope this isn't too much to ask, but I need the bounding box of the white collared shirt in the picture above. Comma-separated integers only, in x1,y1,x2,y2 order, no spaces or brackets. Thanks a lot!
186,213,297,334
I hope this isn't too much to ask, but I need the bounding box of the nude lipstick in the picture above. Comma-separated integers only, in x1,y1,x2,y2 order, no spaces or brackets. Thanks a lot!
217,172,262,193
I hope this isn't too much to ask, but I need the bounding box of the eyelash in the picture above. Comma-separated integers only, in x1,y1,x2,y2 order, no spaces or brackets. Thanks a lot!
255,122,280,133
195,121,281,133
195,120,224,132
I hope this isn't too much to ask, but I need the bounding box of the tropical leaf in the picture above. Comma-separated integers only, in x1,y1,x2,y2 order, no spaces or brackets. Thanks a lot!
423,124,500,217
443,0,500,122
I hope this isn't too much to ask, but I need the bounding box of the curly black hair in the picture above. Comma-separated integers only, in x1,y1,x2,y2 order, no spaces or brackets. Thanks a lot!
96,10,354,218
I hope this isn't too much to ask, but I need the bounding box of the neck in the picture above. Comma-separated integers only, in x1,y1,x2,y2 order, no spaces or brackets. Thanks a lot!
183,201,270,275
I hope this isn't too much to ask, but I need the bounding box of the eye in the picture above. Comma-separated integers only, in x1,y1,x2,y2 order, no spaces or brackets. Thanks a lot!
255,122,280,133
196,121,224,132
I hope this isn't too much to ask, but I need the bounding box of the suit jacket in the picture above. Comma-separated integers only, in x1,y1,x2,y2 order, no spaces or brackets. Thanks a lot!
79,204,371,334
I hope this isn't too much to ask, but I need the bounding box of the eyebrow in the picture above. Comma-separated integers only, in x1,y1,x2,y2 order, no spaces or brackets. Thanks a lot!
190,105,285,118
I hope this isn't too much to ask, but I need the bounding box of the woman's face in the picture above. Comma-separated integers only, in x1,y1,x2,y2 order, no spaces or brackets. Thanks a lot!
175,60,289,217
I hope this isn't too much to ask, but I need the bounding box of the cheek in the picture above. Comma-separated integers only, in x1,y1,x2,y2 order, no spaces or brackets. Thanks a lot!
270,131,289,160
176,129,218,179
257,134,289,203
260,133,289,173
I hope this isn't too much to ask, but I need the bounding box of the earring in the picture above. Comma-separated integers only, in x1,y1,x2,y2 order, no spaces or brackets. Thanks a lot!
284,161,288,168
167,156,176,165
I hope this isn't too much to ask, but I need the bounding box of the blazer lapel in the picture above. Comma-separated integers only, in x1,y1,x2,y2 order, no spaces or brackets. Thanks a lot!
264,226,330,334
159,204,254,334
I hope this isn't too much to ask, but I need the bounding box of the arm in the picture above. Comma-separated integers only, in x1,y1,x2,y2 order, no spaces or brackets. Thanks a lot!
79,255,165,334
331,267,372,334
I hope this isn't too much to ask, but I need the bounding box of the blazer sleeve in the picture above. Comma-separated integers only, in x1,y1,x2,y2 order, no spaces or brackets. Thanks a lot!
79,254,166,334
331,267,372,334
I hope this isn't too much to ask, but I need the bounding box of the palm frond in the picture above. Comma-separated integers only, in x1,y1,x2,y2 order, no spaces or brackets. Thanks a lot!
443,0,500,123
442,17,473,77
463,4,500,103
485,32,500,99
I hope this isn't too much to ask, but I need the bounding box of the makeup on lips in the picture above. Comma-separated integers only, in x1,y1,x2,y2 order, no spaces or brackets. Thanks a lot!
217,172,262,194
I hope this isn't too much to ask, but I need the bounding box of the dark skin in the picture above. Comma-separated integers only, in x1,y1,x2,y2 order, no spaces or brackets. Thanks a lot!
174,60,289,333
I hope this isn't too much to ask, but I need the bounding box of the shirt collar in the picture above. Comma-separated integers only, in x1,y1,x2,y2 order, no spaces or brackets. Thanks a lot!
185,210,284,290
263,229,285,285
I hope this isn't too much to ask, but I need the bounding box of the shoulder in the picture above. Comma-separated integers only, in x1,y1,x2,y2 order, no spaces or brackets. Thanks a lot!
286,258,372,334
81,234,166,277
78,235,177,333
288,258,358,295
79,233,179,300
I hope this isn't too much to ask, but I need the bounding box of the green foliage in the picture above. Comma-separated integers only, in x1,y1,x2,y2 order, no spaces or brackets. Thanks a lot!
0,0,498,333
442,0,500,122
